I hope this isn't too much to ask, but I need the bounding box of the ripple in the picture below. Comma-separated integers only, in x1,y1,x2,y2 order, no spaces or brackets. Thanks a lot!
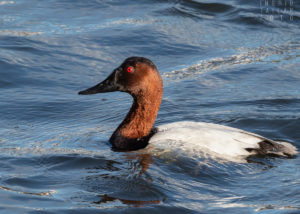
0,30,42,37
163,43,299,80
0,185,56,197
255,204,300,211
162,1,235,20
0,1,14,6
228,15,273,27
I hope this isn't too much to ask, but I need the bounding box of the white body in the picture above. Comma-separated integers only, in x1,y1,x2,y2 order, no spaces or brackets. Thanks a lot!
149,121,297,162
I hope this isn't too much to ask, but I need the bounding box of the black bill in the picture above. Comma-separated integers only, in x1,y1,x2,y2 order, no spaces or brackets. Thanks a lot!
78,71,118,95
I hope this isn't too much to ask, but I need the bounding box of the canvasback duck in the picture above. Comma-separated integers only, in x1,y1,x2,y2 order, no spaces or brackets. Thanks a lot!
79,57,298,159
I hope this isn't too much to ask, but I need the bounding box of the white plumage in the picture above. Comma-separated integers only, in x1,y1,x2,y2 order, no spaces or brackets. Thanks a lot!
149,121,297,161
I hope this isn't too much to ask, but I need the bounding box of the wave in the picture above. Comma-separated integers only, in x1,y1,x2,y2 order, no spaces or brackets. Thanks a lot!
162,43,299,80
160,0,299,28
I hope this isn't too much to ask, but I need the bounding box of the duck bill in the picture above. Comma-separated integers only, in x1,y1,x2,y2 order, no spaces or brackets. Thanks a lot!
78,71,118,95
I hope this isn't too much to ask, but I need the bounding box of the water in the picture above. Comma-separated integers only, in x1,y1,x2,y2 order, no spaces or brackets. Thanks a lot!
0,0,300,213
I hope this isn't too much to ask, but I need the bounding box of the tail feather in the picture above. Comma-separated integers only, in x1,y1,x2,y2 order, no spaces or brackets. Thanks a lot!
275,141,298,157
246,140,298,157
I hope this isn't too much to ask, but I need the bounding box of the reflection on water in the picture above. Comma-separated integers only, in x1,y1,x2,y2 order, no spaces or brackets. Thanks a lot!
95,194,162,207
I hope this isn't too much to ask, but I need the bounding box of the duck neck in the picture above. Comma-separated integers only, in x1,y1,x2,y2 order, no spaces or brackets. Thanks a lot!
110,89,162,150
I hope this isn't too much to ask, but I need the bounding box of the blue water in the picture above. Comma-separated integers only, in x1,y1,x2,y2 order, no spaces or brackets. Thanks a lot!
1,0,300,213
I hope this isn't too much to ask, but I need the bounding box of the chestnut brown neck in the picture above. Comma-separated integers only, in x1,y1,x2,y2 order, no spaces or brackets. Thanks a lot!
109,74,163,150
119,92,162,137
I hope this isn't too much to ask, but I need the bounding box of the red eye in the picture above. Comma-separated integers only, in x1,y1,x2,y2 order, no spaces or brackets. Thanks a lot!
127,66,134,73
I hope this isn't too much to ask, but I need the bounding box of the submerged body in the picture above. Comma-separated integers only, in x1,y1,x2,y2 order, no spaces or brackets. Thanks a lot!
79,57,297,159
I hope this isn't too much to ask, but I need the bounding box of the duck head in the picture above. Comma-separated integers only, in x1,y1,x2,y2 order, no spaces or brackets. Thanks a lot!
78,56,163,98
78,57,163,150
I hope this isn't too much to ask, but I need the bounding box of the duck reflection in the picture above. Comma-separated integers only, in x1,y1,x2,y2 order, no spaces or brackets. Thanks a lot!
86,151,165,207
94,193,161,207
124,152,153,176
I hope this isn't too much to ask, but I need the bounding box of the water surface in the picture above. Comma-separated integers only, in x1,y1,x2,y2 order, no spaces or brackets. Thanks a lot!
0,0,300,213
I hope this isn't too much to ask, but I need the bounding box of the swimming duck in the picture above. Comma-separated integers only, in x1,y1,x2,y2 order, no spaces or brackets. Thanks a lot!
79,57,297,158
